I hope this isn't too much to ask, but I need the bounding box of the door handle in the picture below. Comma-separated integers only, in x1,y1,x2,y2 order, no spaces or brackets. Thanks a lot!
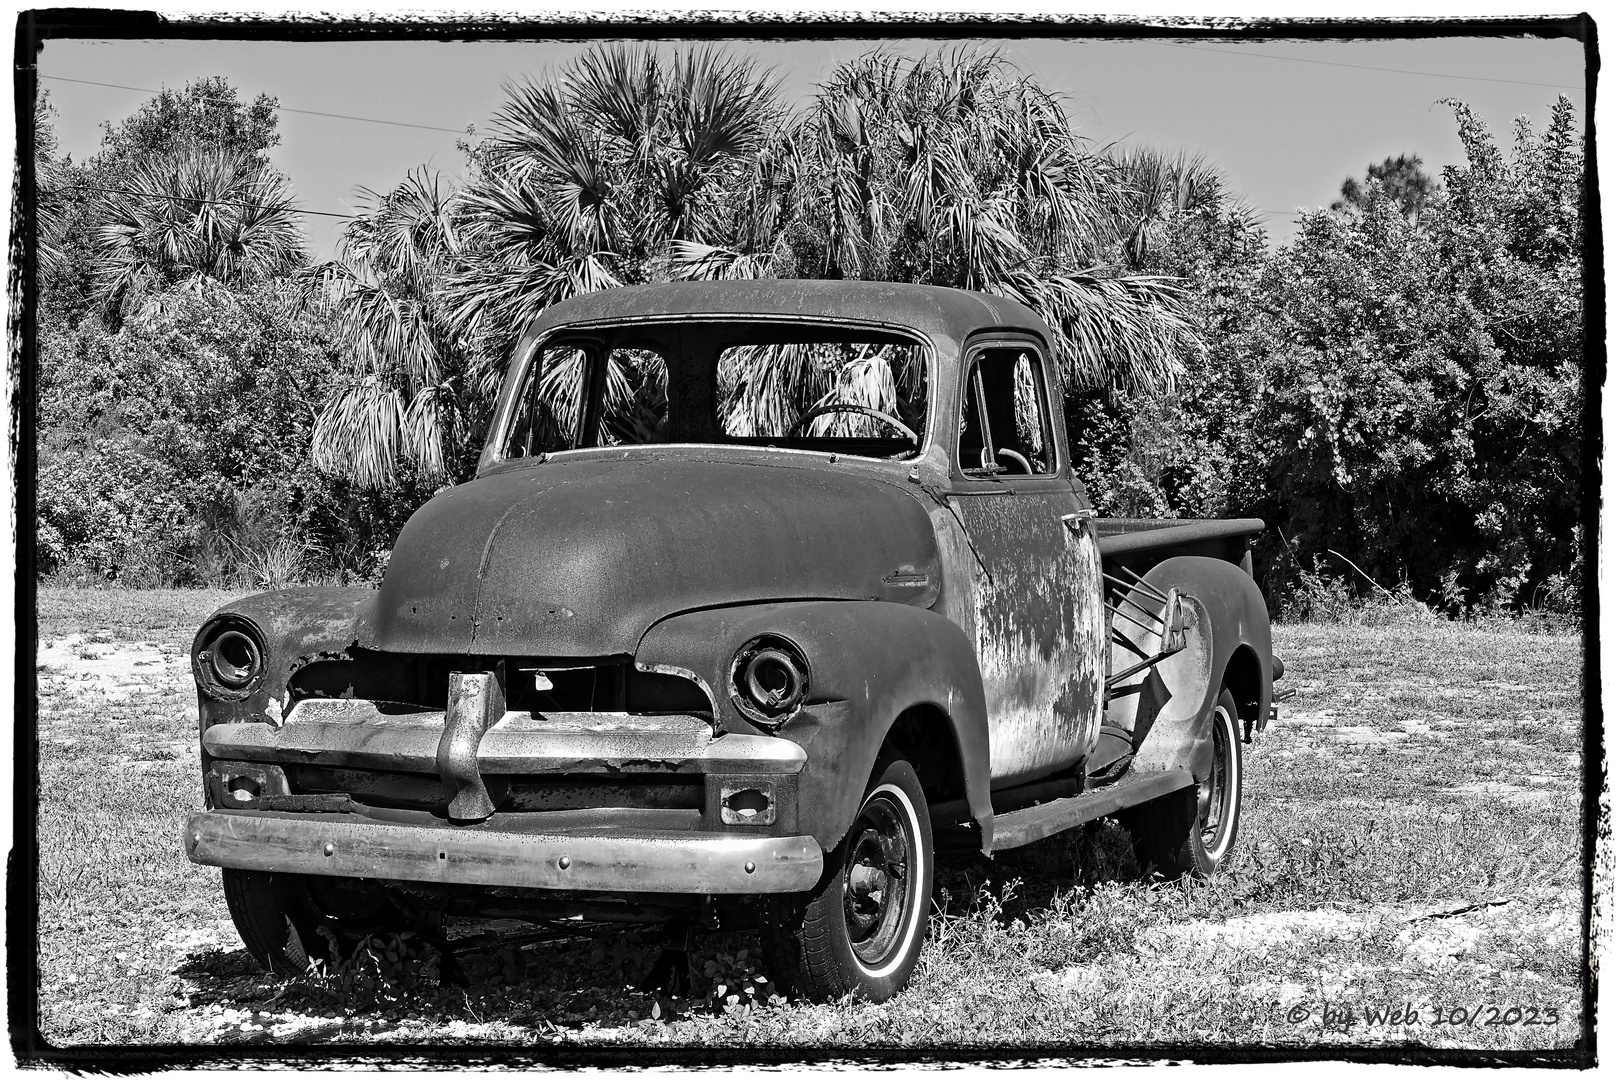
1061,510,1095,534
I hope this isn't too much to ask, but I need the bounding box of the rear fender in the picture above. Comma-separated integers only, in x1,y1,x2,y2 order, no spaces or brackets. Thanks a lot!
1109,557,1272,780
636,601,993,853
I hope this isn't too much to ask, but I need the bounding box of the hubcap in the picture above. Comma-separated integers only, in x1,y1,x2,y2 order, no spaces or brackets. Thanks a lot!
842,792,914,966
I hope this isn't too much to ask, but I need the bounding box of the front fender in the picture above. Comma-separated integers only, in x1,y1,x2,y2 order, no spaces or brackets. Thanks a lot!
193,587,377,729
635,601,993,853
1113,556,1273,781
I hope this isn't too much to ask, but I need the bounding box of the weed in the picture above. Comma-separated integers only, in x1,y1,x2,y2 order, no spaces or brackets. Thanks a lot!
697,946,779,1012
219,533,315,591
296,931,445,1016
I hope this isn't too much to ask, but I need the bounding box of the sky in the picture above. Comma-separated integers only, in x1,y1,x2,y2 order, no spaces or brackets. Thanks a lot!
33,29,1588,262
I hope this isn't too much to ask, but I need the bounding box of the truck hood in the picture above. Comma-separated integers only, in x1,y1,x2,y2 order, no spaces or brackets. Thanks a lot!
359,455,941,657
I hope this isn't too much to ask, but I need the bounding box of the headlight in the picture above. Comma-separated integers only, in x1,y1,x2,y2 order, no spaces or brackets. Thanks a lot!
730,635,809,727
193,616,267,700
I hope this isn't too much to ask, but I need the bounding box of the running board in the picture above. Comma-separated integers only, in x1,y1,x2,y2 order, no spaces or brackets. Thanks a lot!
989,767,1194,852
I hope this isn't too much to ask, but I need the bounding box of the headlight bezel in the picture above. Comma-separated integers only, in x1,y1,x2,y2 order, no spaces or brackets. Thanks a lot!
193,615,268,701
729,633,810,728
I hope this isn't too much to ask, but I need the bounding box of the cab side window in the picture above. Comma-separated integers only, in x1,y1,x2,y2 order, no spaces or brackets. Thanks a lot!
958,347,1056,476
503,344,586,458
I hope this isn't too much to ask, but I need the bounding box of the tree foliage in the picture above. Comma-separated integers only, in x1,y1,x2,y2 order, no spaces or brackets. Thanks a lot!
1068,148,1270,520
449,44,788,362
1331,153,1437,221
1099,147,1232,272
689,48,1197,395
310,44,1201,488
38,280,338,583
32,79,416,587
304,170,478,489
1122,97,1584,612
39,76,290,329
35,66,1584,614
92,148,305,318
96,75,280,165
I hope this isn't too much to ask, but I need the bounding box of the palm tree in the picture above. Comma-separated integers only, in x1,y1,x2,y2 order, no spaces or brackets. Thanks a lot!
34,90,68,279
445,43,789,367
308,45,1205,487
92,147,304,319
673,48,1198,399
1101,147,1234,271
305,169,477,489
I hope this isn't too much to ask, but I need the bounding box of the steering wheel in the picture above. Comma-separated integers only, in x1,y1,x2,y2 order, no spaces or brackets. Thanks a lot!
997,448,1034,475
786,403,919,442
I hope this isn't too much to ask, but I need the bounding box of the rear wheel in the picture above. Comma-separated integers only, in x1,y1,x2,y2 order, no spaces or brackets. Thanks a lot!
223,869,405,976
1122,687,1243,878
761,758,934,1003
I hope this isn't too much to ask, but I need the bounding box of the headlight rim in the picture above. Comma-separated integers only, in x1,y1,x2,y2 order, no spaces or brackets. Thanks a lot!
729,633,810,728
193,615,268,701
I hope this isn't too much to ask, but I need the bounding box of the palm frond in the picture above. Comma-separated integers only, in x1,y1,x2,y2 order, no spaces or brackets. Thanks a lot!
91,148,304,314
719,343,834,437
664,240,777,281
311,376,406,489
671,45,785,165
990,269,1194,393
809,352,899,437
310,167,478,488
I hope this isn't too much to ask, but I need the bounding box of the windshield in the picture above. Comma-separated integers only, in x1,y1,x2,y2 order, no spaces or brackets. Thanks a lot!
496,322,930,463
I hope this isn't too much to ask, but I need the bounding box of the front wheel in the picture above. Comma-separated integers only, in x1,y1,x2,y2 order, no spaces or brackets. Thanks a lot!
760,758,934,1003
222,869,407,976
1121,687,1244,878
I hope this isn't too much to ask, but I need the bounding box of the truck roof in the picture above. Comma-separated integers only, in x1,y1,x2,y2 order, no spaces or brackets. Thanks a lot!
523,280,1052,346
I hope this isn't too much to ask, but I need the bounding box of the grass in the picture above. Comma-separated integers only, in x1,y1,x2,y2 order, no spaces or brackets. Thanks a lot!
35,586,245,643
30,592,1588,1055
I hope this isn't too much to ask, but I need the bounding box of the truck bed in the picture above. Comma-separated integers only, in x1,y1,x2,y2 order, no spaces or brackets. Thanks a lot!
1094,516,1264,566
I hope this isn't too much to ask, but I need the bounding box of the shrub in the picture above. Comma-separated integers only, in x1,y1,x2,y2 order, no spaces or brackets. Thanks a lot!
36,443,192,586
1240,101,1584,612
1083,99,1583,617
36,278,433,586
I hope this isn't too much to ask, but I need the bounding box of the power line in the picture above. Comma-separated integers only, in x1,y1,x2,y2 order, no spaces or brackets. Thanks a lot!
1157,42,1584,91
43,182,356,220
39,74,477,136
70,182,1292,224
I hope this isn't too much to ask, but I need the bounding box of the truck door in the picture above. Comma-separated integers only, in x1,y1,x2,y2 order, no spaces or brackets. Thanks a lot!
945,342,1106,787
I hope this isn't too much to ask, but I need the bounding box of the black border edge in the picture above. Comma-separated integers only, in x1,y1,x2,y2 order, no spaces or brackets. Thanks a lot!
8,7,1602,1071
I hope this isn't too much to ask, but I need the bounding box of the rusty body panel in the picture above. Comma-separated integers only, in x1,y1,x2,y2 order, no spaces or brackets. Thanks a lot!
946,490,1106,786
191,587,379,754
184,280,1277,916
1106,556,1273,780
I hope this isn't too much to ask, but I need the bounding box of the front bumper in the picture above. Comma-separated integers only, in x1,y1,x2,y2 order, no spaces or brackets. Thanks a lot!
183,809,824,894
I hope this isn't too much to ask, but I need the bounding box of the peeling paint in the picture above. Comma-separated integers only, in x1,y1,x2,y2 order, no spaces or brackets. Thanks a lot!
950,493,1105,785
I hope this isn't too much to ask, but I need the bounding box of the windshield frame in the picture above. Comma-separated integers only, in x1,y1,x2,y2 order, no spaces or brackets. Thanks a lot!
480,315,939,472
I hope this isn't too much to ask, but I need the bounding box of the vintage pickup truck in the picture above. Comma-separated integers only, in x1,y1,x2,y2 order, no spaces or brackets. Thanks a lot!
183,280,1281,1002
